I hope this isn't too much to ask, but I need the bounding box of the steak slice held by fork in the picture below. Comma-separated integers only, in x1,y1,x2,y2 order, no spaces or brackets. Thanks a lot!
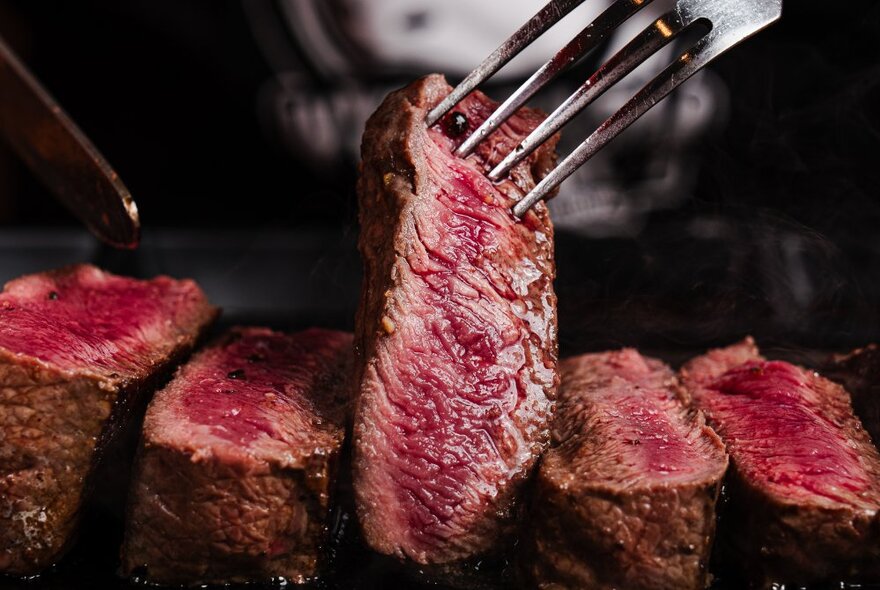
525,350,727,590
0,264,217,574
122,327,353,586
353,74,559,564
680,338,880,586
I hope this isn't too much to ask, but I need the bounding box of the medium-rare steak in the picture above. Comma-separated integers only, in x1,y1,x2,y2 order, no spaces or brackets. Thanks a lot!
353,74,559,564
0,264,216,574
824,344,880,446
122,327,352,586
525,349,727,590
680,338,880,585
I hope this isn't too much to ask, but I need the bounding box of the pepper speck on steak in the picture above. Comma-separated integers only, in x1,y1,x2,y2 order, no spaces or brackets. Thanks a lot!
122,327,352,586
352,74,559,564
526,349,727,590
0,264,217,574
680,338,880,586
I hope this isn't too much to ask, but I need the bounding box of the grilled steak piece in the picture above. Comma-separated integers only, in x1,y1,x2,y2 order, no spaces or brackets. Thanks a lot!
525,350,727,590
824,344,880,446
0,264,217,574
122,327,353,586
680,338,880,586
353,74,559,564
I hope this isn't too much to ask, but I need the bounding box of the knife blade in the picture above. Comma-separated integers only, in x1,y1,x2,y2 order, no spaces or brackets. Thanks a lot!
0,36,139,249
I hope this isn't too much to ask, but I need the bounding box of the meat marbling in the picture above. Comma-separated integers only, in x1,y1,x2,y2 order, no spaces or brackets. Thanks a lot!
353,74,559,564
526,349,727,590
680,338,880,585
122,327,352,585
0,264,217,574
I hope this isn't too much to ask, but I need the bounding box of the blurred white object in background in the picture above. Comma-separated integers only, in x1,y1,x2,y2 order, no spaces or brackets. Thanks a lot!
245,0,727,236
277,0,606,79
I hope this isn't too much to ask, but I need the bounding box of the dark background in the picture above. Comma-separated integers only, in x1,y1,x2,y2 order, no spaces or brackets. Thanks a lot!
0,0,354,228
0,0,878,352
1,3,880,589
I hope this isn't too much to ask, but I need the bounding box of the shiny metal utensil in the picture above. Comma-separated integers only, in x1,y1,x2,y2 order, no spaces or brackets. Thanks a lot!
427,0,783,218
0,36,140,248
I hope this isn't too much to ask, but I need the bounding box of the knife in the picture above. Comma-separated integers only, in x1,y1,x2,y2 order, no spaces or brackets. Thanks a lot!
0,35,140,249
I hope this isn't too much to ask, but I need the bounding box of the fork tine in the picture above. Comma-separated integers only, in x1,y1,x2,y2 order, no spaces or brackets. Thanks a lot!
512,0,784,217
512,33,720,218
455,0,656,159
425,0,588,128
489,11,690,182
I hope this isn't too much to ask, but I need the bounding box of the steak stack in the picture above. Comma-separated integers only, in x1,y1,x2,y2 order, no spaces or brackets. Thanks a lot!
681,338,880,585
122,327,352,585
353,74,559,564
0,264,217,574
526,349,727,590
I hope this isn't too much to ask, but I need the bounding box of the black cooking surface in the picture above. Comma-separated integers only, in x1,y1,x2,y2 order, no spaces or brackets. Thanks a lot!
0,230,875,590
1,495,877,590
1,410,878,590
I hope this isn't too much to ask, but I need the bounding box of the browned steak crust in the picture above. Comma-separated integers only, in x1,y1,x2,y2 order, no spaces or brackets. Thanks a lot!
824,344,880,447
0,265,217,574
353,74,559,564
526,350,727,590
122,327,352,586
681,338,880,586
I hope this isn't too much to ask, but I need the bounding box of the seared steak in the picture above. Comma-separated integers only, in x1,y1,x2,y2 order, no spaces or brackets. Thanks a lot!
680,338,880,585
525,350,727,590
353,74,559,564
122,327,352,585
824,344,880,446
0,264,216,574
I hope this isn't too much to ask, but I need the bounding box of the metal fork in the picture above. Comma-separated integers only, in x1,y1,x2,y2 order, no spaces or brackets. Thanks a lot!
426,0,783,218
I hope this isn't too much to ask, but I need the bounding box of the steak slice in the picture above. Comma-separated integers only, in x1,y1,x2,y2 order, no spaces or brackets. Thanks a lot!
680,338,880,585
824,344,880,447
122,327,353,586
0,264,217,574
353,74,559,564
525,350,727,590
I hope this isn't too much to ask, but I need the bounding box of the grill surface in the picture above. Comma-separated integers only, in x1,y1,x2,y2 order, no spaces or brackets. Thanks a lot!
0,228,877,589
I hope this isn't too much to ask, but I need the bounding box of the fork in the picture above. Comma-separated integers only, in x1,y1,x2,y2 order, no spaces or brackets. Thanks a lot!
425,0,783,218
